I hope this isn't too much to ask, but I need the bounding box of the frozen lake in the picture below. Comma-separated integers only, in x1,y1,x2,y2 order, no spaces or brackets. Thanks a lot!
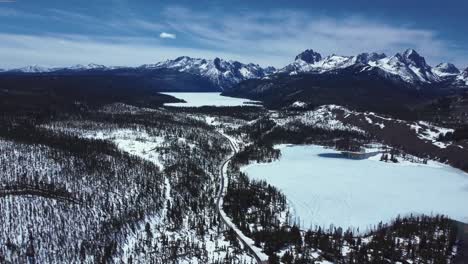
161,92,261,107
241,145,468,232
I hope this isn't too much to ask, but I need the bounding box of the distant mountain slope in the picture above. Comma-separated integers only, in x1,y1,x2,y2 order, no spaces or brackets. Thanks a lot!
3,57,275,91
3,49,467,94
223,67,434,118
224,49,468,116
141,56,275,90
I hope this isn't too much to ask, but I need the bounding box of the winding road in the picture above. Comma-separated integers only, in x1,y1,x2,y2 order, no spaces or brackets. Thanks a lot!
216,131,269,264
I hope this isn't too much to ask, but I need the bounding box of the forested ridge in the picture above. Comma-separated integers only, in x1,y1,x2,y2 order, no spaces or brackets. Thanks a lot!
0,101,258,263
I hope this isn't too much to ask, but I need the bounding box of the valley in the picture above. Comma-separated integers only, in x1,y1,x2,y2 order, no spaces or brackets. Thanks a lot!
1,49,468,263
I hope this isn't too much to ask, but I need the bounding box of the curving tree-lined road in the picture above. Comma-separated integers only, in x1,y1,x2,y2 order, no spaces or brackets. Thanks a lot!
216,131,269,264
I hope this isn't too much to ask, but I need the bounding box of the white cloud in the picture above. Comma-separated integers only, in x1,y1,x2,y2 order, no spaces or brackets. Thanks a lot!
0,33,251,69
0,6,467,68
159,32,176,39
161,7,468,68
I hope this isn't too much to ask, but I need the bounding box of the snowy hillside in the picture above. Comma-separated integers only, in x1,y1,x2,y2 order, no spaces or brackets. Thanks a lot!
0,103,262,263
271,104,461,150
272,104,366,134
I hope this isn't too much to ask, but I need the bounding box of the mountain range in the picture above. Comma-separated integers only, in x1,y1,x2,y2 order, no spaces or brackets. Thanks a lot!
280,49,468,89
220,49,468,116
140,56,276,90
2,49,467,91
0,57,275,91
1,48,467,118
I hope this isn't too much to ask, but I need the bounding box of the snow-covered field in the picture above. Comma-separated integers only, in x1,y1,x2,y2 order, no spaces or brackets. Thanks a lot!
241,145,468,232
161,92,261,107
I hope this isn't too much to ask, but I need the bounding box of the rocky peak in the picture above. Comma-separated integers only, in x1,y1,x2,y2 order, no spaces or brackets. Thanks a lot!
402,49,428,69
355,52,387,64
462,67,468,77
295,49,322,64
213,57,224,71
434,63,460,74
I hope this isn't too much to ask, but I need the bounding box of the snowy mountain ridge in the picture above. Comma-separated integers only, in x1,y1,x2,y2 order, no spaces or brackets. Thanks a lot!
9,65,53,73
281,49,467,88
7,63,118,73
141,56,275,90
4,57,275,90
3,49,467,90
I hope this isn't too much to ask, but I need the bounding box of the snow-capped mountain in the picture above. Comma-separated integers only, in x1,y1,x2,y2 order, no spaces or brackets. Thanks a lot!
141,56,274,90
281,49,362,74
9,65,53,73
3,50,466,91
368,49,439,84
6,63,112,73
1,57,274,90
433,63,460,77
295,49,322,64
281,50,385,74
281,49,467,88
65,63,109,71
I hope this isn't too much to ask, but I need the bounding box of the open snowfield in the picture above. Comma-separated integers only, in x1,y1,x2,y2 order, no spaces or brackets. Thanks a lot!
241,145,468,232
161,92,261,107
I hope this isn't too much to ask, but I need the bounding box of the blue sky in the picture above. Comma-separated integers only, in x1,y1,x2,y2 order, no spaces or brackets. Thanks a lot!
0,0,467,68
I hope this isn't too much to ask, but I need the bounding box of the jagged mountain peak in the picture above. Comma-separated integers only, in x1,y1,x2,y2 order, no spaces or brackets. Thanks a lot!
401,49,429,69
280,48,447,86
295,49,322,64
149,56,274,90
355,52,387,64
403,48,418,56
434,63,460,75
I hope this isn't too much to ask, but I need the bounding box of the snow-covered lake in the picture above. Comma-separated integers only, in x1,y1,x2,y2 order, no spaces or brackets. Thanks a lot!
241,145,468,232
161,92,261,107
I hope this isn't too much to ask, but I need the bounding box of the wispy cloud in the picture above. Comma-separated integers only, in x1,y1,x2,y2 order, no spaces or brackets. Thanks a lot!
159,32,176,39
0,33,250,68
161,7,468,67
0,5,467,68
